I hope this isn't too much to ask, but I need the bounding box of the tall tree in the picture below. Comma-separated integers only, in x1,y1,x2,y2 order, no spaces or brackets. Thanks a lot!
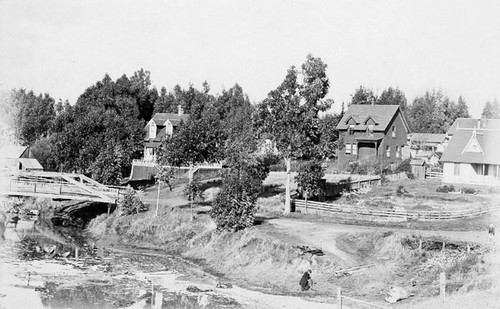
255,54,331,215
350,86,376,105
377,87,408,110
456,96,470,119
317,112,341,160
481,99,500,119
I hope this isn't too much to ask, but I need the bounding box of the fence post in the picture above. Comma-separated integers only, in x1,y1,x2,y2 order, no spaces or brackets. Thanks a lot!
440,272,446,299
337,286,342,309
75,247,79,260
419,239,423,252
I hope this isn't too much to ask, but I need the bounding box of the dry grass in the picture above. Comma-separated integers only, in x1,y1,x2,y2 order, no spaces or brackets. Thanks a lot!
403,288,500,309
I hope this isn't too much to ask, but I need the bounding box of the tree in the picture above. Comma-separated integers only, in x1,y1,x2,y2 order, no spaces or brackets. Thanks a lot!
377,87,407,111
350,86,376,105
255,54,331,215
8,89,56,145
482,99,500,119
155,166,177,216
295,160,324,213
408,91,471,133
210,155,268,231
317,112,341,160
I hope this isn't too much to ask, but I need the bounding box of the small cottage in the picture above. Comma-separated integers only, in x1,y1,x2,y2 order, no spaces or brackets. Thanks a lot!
0,145,43,171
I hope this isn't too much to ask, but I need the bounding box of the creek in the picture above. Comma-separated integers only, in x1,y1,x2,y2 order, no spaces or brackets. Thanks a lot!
0,217,244,309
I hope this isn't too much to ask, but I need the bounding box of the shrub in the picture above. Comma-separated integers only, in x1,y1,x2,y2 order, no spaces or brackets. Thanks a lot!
118,187,147,215
210,156,269,232
295,160,325,199
436,184,455,193
461,187,477,195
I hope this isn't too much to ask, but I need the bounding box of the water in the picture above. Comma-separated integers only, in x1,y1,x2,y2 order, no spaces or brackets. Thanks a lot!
0,220,242,309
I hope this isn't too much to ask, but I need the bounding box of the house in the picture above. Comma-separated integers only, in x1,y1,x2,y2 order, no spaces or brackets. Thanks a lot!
408,133,446,156
0,145,43,172
414,151,440,166
142,105,189,162
444,118,500,149
440,119,500,187
335,105,410,167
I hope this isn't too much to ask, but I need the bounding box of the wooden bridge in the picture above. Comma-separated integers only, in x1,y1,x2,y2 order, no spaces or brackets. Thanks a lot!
5,171,120,204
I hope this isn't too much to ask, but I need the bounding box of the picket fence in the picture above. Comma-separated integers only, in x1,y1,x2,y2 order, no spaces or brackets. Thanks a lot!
294,199,492,221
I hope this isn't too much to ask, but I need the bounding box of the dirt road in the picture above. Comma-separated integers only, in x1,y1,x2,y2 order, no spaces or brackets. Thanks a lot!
268,218,492,266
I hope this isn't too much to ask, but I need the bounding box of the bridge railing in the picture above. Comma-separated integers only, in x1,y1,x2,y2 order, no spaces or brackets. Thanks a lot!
9,180,119,199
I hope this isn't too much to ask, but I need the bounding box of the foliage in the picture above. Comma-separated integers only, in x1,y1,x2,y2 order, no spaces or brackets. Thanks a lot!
407,90,470,133
460,187,477,195
51,72,150,178
30,135,58,171
317,112,341,159
481,99,500,119
295,160,325,199
7,89,56,145
184,176,205,203
436,184,455,193
377,87,408,110
119,187,147,215
254,54,331,214
210,156,269,232
349,85,377,105
155,166,176,191
395,159,415,179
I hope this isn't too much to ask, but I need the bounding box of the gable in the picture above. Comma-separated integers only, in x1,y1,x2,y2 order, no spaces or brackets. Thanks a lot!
462,131,483,154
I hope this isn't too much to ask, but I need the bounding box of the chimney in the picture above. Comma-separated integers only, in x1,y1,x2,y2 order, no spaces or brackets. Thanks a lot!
178,104,184,116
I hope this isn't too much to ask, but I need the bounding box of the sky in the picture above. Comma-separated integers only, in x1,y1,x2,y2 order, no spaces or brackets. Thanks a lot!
1,0,500,118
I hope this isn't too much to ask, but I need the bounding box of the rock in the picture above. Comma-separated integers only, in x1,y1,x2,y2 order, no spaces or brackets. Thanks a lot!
187,285,212,293
385,286,411,303
216,282,233,289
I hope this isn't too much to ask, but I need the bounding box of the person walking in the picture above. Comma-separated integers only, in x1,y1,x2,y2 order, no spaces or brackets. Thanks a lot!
299,269,313,291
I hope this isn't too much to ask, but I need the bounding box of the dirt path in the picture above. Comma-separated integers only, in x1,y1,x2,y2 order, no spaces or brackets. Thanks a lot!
268,218,491,265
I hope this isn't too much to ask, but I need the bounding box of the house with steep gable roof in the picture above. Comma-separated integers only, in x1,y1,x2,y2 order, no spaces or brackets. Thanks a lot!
0,145,43,171
143,105,190,162
440,119,500,187
335,105,410,168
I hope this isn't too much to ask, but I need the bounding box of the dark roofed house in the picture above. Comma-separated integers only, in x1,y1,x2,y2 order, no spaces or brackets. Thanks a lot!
335,105,410,169
440,120,500,187
408,133,446,154
143,105,190,163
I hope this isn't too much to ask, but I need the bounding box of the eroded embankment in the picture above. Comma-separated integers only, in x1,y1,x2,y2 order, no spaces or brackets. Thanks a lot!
87,209,496,307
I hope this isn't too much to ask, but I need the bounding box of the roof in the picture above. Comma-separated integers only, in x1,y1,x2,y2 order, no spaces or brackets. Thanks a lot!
409,133,446,144
144,113,190,130
440,128,500,165
447,118,500,135
0,145,28,159
410,159,426,166
336,105,409,133
415,151,438,158
18,158,43,170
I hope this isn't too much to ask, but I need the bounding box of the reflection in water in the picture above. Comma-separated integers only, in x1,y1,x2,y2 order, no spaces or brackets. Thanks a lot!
0,221,242,309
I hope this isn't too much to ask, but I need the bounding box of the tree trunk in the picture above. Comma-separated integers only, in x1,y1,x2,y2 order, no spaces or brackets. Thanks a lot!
284,157,291,215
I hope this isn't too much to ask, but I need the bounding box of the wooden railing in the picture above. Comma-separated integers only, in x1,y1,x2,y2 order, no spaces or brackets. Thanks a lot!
294,199,493,221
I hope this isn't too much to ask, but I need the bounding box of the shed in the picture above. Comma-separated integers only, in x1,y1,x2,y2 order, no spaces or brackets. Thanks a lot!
18,158,44,171
410,159,426,180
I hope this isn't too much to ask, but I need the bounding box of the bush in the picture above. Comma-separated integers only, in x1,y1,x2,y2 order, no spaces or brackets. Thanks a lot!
461,187,477,195
436,184,455,193
118,187,147,215
210,156,269,232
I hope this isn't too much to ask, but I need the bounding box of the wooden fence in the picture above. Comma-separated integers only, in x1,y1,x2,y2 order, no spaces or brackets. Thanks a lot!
294,199,492,221
425,168,443,180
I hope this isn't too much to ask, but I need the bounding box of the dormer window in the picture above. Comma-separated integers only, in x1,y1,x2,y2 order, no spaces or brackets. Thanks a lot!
149,122,157,139
165,121,173,135
367,124,374,135
392,126,396,138
349,124,355,135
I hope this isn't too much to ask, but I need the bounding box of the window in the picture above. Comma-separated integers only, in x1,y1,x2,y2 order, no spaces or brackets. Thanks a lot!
386,145,390,157
349,124,355,135
392,126,396,138
346,143,351,154
454,163,460,176
166,122,173,135
352,144,358,156
472,163,485,175
149,123,156,139
396,146,400,158
367,124,374,134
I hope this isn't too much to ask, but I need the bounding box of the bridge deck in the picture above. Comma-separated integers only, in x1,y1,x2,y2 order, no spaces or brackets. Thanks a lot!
5,171,120,203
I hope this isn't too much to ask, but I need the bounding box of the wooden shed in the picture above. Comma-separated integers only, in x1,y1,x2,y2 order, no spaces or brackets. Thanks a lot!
410,159,426,180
